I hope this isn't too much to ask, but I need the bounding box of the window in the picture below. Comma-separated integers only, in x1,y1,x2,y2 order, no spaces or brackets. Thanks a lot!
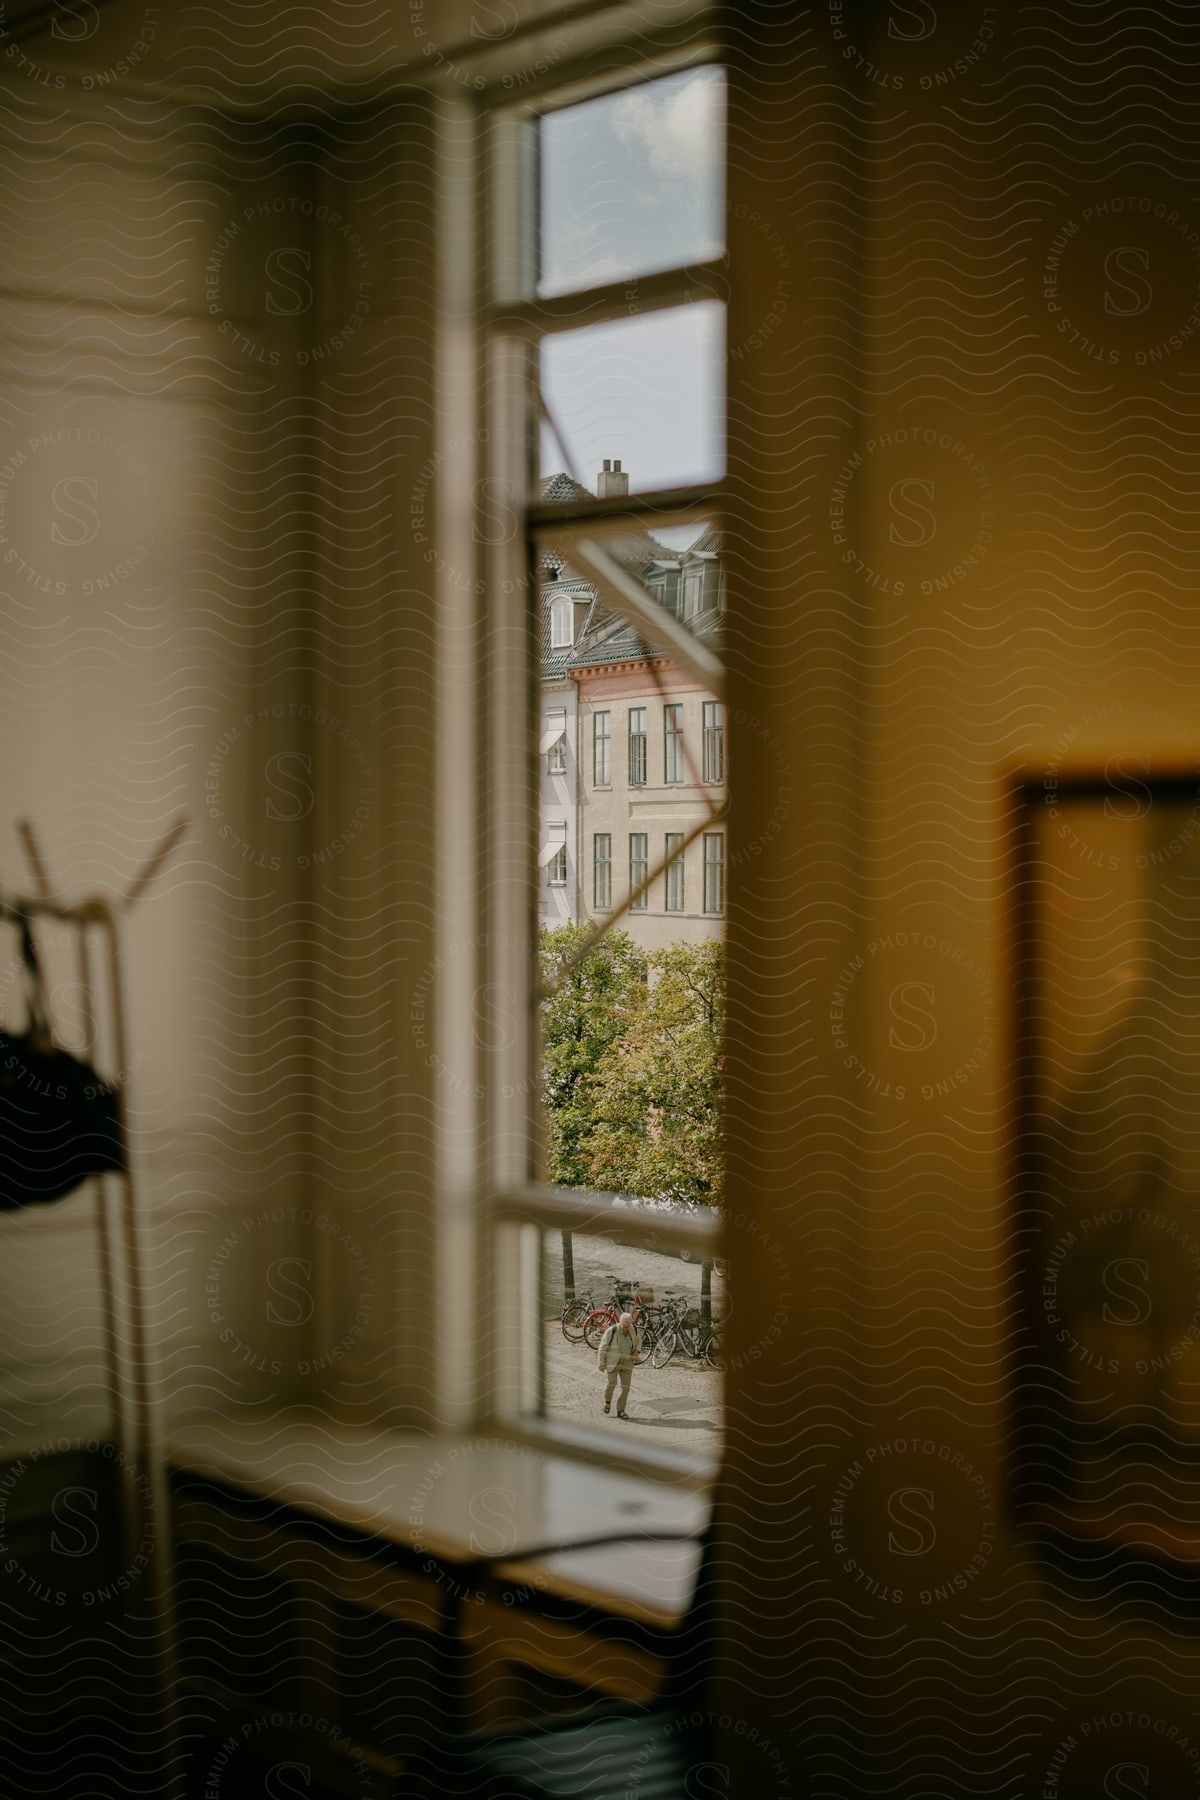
630,832,648,910
628,707,647,785
664,832,685,912
593,710,611,787
703,833,724,914
593,833,612,910
683,569,703,620
550,597,573,649
463,49,729,1467
546,821,568,887
664,703,684,784
702,701,724,785
543,707,567,774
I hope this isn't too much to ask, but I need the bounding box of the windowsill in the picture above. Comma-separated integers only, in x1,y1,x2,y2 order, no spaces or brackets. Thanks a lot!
167,1406,709,1562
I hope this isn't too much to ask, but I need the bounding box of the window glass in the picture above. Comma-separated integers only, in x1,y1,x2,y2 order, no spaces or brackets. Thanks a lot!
593,832,612,910
664,832,685,911
593,710,611,787
630,831,649,909
538,67,725,299
703,832,724,915
539,304,724,496
702,701,724,785
664,704,684,784
550,597,573,648
541,1230,724,1474
547,821,568,887
517,68,727,1467
628,707,647,786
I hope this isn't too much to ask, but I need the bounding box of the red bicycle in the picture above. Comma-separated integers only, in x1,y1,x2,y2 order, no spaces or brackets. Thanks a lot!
581,1279,652,1350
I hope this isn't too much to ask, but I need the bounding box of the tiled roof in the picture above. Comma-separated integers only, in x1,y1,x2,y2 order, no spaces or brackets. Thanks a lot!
537,472,720,678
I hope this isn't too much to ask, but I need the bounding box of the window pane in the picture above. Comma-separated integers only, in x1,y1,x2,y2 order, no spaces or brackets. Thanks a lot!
541,1230,724,1476
665,831,685,911
539,304,724,495
538,67,725,299
630,831,648,910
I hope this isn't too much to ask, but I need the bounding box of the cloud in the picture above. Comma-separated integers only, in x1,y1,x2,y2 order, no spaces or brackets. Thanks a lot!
611,70,722,184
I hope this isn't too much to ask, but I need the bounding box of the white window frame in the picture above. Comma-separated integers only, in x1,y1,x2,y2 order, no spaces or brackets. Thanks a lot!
628,706,647,786
664,701,685,784
545,706,567,774
703,699,724,785
550,596,573,648
593,831,612,910
630,830,649,910
547,820,568,887
432,24,727,1477
593,709,611,787
683,567,704,620
664,831,686,912
703,830,724,914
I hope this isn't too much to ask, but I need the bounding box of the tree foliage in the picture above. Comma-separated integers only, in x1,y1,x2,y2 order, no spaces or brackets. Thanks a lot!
540,926,724,1208
539,923,647,1187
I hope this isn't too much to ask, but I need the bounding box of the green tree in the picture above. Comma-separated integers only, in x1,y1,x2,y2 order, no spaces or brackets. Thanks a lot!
583,938,725,1208
538,922,648,1187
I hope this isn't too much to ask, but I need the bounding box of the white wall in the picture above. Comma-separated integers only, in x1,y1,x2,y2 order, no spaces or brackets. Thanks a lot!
0,87,321,1443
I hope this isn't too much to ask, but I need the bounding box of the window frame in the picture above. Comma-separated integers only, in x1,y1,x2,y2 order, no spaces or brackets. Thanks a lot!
664,831,685,912
546,706,567,775
593,708,612,788
683,568,703,621
593,830,613,911
628,706,647,786
550,595,573,649
703,830,724,914
434,29,728,1475
663,701,685,784
629,830,649,910
547,820,568,888
702,699,724,785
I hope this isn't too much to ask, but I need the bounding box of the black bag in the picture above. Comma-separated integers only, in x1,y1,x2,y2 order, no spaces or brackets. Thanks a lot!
0,912,124,1213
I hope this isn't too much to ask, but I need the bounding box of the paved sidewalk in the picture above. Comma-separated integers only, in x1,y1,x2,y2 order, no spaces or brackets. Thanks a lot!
543,1321,722,1473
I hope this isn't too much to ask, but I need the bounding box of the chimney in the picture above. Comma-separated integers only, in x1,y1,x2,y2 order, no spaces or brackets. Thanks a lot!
596,457,629,499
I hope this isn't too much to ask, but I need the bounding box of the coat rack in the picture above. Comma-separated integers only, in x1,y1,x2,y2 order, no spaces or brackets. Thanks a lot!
8,815,188,1795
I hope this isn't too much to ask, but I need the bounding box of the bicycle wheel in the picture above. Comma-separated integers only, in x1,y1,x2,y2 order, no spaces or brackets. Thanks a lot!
703,1330,724,1372
649,1324,678,1368
560,1298,589,1343
583,1310,613,1351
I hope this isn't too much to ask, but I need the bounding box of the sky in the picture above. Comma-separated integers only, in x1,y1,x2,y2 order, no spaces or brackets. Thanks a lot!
538,67,725,497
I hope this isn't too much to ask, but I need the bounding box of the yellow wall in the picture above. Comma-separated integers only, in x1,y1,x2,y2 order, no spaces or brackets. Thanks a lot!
724,2,1200,1789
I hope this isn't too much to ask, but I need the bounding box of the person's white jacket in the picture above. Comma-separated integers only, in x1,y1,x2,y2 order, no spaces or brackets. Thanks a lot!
598,1321,642,1371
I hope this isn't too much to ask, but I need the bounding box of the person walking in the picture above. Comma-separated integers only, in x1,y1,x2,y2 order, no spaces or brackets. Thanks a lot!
598,1310,642,1419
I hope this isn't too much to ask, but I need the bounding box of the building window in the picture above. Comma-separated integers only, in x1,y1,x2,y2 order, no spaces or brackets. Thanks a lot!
543,707,567,774
703,832,724,914
546,821,568,887
550,597,573,649
664,832,685,912
683,568,703,620
628,707,647,785
593,833,612,910
593,710,611,787
664,703,684,784
630,832,648,910
702,700,724,784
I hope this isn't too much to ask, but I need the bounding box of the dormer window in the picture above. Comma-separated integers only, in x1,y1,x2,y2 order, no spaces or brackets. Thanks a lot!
682,568,704,620
550,596,573,648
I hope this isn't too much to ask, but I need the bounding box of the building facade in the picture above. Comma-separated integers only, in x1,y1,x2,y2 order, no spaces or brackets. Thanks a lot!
538,466,726,949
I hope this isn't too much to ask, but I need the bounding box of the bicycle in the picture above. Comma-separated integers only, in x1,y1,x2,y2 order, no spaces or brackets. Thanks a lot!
581,1278,650,1350
560,1290,594,1343
648,1295,723,1370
